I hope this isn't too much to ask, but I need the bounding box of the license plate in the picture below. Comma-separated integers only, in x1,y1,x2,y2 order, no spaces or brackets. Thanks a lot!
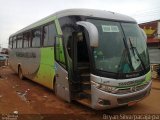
128,101,137,106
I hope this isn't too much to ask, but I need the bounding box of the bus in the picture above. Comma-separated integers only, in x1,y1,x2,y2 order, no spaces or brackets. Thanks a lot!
9,9,151,110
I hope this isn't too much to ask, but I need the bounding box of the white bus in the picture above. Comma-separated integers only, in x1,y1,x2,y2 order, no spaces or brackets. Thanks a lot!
9,9,151,110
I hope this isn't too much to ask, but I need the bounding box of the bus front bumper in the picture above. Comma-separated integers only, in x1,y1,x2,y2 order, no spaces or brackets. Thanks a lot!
91,81,151,110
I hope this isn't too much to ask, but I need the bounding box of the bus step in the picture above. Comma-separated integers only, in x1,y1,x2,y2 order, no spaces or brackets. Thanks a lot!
71,89,81,92
81,80,90,84
82,85,91,90
77,62,90,67
81,73,90,77
71,86,81,92
83,89,91,94
78,67,90,74
80,73,90,80
71,81,81,85
77,91,91,98
78,66,89,69
81,80,90,87
77,98,91,107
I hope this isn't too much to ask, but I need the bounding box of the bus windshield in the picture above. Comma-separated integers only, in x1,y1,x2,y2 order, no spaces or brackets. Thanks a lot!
87,19,149,74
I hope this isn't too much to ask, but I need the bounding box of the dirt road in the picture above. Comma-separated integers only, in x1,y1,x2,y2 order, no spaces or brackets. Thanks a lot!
0,66,160,120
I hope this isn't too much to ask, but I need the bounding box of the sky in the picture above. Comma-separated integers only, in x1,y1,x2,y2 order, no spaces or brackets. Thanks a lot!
0,0,160,48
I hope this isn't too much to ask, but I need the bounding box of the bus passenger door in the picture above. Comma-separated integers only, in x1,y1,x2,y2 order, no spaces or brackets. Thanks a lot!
54,36,70,102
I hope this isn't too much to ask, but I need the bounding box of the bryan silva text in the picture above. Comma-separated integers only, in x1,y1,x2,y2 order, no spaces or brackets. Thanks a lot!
103,114,160,120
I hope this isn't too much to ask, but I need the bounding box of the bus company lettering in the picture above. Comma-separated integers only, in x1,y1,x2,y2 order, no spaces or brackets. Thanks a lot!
119,79,144,86
16,52,36,58
126,73,140,78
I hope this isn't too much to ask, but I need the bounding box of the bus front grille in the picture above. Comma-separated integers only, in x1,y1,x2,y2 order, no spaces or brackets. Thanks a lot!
117,84,148,94
117,91,147,104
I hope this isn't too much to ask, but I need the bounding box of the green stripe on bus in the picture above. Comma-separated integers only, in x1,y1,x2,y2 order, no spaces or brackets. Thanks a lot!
34,47,55,89
144,70,151,82
55,18,62,35
117,70,151,89
55,18,66,65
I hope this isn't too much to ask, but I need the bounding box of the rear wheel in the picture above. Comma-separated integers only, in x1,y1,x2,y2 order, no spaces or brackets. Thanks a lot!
18,66,24,80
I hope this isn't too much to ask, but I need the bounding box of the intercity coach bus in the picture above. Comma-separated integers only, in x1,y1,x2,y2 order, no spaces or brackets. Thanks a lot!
9,9,151,110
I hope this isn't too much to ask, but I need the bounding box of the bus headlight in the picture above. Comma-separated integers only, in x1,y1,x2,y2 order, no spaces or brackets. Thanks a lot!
91,81,118,93
99,84,117,93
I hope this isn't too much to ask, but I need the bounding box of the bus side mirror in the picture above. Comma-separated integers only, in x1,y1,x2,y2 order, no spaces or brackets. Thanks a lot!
140,28,147,41
76,21,99,47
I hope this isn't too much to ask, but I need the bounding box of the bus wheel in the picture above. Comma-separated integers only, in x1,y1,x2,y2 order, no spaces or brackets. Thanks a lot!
18,66,24,80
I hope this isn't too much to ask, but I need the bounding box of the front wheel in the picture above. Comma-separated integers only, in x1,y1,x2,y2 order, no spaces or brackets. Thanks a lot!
18,66,24,80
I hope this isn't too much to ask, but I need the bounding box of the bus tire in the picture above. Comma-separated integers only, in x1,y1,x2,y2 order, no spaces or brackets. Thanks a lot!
18,66,24,80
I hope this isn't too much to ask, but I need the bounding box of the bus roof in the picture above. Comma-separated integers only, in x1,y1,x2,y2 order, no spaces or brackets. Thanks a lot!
10,9,136,37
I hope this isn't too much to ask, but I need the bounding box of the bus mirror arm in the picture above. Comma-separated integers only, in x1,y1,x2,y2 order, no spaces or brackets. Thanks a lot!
76,21,99,47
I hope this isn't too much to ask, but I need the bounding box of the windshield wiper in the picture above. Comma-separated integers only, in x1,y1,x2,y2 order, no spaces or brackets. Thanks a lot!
129,38,136,57
128,38,147,72
117,48,134,74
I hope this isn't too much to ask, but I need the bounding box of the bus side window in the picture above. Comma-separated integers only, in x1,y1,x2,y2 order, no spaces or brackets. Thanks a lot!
43,25,49,46
9,37,13,48
43,23,57,47
17,34,23,48
32,29,41,47
23,33,29,48
13,36,17,49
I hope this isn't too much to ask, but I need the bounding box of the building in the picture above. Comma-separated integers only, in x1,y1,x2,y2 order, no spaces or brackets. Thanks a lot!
139,20,160,48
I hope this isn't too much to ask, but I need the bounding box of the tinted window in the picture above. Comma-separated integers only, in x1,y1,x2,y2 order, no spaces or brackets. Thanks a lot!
23,32,30,48
17,35,23,48
43,23,57,46
121,23,150,69
9,37,13,48
32,29,41,47
13,36,17,48
88,19,125,73
62,26,75,58
43,26,49,46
